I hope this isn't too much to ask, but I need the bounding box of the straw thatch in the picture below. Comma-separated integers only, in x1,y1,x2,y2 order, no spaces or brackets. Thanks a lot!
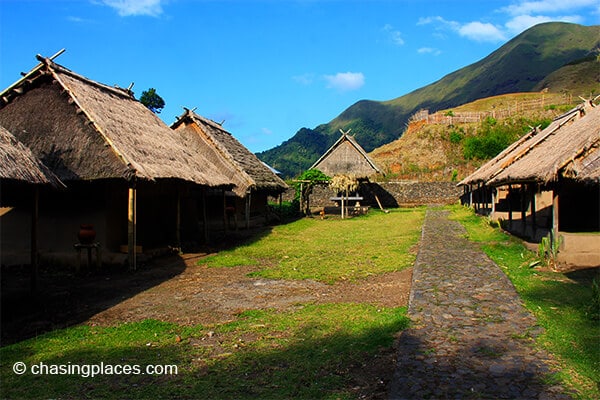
0,57,232,187
171,109,288,197
311,131,382,178
0,124,63,187
460,101,600,187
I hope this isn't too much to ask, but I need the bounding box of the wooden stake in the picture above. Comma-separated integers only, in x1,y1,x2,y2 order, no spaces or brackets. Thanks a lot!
128,184,136,270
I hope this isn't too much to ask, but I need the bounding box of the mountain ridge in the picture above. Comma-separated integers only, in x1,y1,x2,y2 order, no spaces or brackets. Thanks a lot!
257,22,600,178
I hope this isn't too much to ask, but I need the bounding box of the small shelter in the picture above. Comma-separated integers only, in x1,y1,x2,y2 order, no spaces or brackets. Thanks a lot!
308,130,383,215
311,129,382,178
171,109,288,228
460,100,599,266
0,55,233,268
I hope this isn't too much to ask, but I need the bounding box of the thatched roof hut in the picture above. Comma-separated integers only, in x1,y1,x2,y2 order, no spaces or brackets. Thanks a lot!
0,124,63,187
311,130,382,178
460,101,599,187
171,108,288,197
0,56,231,187
0,55,235,268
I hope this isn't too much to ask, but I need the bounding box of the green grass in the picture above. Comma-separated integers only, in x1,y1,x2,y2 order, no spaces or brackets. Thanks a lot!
203,208,425,283
449,205,600,399
1,209,422,399
0,305,409,399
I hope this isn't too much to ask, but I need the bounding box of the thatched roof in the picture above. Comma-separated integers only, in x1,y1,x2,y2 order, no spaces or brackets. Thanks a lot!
171,109,288,196
311,131,382,178
0,56,232,187
460,101,600,187
0,124,63,187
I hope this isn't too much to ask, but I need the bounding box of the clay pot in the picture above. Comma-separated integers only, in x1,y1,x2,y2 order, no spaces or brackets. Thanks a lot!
78,224,96,244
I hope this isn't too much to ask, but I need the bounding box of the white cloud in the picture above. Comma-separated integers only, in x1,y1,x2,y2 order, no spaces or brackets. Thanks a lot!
501,0,598,16
292,73,315,85
417,47,442,56
505,14,584,34
458,22,506,42
261,127,273,136
382,24,405,46
418,16,505,43
419,0,597,44
100,0,164,17
324,72,365,92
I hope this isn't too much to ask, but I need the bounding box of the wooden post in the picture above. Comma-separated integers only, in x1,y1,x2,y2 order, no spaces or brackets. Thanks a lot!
552,189,559,242
245,191,251,229
508,184,513,229
223,189,227,233
202,187,209,243
530,184,537,236
176,188,181,250
30,187,39,292
469,185,473,208
521,184,527,236
490,187,496,219
128,184,137,271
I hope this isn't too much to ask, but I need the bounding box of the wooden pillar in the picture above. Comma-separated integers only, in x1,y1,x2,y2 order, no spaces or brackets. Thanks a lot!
490,187,496,218
521,184,527,236
508,184,513,229
128,183,137,271
202,187,209,243
245,191,251,229
222,189,227,233
552,189,559,241
469,185,473,208
30,187,39,292
530,184,537,235
176,188,181,250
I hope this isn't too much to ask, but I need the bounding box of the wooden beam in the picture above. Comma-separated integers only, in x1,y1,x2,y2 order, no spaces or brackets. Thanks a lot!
176,188,181,250
202,188,209,243
521,184,527,236
530,184,537,235
128,185,136,270
552,189,559,242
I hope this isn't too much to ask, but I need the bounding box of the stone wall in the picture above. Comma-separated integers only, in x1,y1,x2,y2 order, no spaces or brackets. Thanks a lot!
282,181,463,209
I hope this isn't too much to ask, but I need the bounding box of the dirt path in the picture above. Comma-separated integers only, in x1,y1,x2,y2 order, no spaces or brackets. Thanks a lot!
2,251,411,344
88,254,412,327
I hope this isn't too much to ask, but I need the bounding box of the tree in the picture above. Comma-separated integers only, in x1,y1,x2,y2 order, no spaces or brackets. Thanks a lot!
139,88,165,114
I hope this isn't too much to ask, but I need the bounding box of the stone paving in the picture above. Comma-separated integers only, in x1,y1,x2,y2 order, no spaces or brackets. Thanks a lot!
388,209,571,400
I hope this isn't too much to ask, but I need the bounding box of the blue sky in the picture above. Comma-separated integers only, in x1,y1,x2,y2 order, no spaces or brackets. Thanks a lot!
1,1,598,153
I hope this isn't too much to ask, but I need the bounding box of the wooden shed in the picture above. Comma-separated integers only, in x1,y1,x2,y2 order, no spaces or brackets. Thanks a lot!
460,100,599,266
171,108,288,228
311,130,382,178
0,55,233,269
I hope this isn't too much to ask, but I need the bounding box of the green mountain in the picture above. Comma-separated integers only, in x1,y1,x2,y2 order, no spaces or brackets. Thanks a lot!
257,22,600,178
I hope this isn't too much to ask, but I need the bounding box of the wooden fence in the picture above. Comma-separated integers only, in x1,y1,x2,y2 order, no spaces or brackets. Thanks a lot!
409,94,574,125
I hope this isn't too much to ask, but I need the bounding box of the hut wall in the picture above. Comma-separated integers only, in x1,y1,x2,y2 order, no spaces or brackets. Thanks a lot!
315,141,376,177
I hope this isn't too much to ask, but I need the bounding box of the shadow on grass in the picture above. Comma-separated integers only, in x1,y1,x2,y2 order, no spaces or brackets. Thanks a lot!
0,316,408,399
1,227,276,346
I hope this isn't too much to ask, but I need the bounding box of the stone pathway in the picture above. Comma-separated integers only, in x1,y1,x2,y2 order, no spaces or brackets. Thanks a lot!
388,209,571,400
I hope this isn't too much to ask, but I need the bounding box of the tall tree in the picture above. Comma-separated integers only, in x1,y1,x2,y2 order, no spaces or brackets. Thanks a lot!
139,88,165,114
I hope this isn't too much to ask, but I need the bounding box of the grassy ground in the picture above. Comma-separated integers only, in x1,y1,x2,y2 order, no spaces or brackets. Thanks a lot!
449,205,600,399
204,208,424,283
0,208,424,399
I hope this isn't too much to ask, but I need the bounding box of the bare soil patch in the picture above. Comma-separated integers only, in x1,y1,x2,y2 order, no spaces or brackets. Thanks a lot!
88,253,412,327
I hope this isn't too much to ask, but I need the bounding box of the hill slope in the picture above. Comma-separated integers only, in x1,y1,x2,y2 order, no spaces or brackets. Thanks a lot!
258,22,600,178
369,92,576,182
